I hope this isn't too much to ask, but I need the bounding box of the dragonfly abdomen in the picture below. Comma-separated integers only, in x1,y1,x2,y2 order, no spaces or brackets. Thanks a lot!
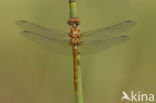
73,45,78,94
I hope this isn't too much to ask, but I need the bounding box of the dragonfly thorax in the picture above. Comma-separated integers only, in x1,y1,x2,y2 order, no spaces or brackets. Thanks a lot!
69,18,81,45
71,28,80,36
70,27,80,45
71,38,80,45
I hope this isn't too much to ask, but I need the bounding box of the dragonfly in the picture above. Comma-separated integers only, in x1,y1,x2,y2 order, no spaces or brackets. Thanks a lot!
15,18,136,94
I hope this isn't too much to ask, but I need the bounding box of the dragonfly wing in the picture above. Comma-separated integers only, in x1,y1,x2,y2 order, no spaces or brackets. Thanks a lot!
15,20,69,40
79,35,130,55
21,31,72,55
81,20,136,41
16,20,72,55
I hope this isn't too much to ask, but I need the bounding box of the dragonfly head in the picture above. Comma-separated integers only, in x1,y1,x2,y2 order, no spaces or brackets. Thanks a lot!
68,17,80,26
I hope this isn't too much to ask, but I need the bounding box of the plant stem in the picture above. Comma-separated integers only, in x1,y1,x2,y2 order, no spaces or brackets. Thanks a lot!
69,0,83,103
77,50,83,103
69,0,77,17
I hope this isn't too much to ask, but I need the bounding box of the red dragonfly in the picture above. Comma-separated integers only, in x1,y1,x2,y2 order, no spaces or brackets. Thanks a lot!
16,18,136,94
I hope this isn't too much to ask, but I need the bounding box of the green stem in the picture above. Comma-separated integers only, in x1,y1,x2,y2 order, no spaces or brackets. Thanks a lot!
69,1,83,103
69,0,77,17
77,50,83,103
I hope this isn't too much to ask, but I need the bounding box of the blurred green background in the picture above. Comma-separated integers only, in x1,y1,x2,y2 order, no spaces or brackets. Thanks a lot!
0,0,156,103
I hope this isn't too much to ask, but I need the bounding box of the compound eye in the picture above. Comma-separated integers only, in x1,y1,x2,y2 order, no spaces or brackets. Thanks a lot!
68,19,73,25
75,19,80,25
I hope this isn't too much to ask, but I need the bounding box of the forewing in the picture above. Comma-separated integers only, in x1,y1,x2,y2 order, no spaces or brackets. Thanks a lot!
15,20,69,40
79,35,130,55
81,20,136,41
16,20,72,55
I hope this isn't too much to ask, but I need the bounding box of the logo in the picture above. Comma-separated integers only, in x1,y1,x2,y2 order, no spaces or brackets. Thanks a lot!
121,91,154,102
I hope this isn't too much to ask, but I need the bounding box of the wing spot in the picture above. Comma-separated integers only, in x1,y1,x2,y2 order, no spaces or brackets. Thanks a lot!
20,20,27,23
24,30,30,33
126,20,132,23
